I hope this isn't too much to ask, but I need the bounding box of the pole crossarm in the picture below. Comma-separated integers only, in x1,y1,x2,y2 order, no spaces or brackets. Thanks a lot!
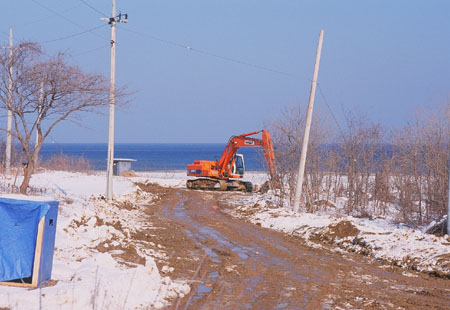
100,12,128,24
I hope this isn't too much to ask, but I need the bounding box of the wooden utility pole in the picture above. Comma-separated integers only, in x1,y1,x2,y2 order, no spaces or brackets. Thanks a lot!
5,27,13,174
293,30,324,213
101,0,127,200
105,0,117,200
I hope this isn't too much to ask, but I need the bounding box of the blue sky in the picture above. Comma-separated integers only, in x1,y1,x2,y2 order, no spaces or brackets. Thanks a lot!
2,1,450,143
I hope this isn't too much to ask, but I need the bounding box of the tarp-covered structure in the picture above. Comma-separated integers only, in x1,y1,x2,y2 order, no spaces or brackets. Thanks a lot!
0,198,58,284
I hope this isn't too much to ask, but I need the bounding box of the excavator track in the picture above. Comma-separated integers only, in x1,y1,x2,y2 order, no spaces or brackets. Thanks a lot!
186,178,253,192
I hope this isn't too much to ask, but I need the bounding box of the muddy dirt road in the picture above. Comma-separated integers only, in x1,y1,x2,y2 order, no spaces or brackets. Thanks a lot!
138,184,450,309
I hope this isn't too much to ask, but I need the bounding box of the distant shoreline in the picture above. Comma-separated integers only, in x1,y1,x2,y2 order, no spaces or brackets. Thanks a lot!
41,142,227,145
38,143,267,172
135,170,268,173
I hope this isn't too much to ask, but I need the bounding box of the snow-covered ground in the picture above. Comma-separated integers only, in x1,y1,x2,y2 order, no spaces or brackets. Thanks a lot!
0,170,189,310
0,169,448,309
226,191,450,278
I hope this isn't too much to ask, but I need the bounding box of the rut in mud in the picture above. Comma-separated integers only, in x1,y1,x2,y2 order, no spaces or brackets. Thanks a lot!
137,183,450,309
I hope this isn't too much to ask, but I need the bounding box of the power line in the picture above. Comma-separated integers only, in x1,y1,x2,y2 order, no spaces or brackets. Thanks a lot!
119,26,300,79
12,3,83,29
32,0,87,30
79,0,108,18
70,44,109,57
317,82,346,141
191,47,297,78
38,24,107,44
29,1,301,80
31,0,107,40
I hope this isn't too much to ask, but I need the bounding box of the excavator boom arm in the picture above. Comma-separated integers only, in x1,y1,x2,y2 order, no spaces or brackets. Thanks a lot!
217,130,276,179
261,130,276,178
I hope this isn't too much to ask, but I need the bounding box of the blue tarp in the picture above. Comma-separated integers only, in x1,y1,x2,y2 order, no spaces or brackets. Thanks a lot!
0,198,58,282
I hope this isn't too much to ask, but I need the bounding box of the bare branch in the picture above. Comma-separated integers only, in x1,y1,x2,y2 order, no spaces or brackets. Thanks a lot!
0,42,128,193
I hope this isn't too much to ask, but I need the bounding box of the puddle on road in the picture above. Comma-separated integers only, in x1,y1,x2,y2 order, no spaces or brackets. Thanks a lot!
167,195,256,264
189,271,220,306
164,194,317,308
184,229,221,263
197,283,213,295
197,272,219,295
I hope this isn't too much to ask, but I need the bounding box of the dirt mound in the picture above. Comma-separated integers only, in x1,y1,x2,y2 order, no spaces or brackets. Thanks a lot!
327,220,360,239
136,181,172,196
121,171,138,177
426,219,448,236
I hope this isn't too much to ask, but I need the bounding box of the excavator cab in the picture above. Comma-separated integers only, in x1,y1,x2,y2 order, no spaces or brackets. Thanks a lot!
232,154,245,176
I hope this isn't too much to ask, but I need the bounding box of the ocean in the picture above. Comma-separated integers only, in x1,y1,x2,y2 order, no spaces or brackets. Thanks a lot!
39,143,267,171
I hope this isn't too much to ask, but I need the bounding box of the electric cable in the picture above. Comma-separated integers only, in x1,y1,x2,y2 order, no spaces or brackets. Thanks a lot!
29,1,302,80
12,3,83,29
70,44,109,58
31,0,107,40
38,24,107,44
317,82,346,142
79,0,108,18
118,26,299,79
190,46,297,78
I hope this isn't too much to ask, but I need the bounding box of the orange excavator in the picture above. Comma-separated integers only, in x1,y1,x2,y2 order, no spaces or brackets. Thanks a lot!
186,130,276,192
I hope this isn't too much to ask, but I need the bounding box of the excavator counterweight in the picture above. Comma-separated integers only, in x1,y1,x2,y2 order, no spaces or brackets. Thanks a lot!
186,130,276,192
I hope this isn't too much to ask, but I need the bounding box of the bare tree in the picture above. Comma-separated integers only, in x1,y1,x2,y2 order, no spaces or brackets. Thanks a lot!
0,42,125,194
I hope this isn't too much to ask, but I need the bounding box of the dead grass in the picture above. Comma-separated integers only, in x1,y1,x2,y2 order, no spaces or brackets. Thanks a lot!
39,154,92,173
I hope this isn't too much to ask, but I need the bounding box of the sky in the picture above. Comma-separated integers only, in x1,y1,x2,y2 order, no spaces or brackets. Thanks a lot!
1,0,450,143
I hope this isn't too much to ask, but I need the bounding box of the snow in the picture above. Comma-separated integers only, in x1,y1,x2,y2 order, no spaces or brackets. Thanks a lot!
137,171,188,188
226,189,450,277
1,169,448,309
0,170,189,310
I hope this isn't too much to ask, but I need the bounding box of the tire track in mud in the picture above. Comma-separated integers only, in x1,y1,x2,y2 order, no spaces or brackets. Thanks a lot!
138,183,450,309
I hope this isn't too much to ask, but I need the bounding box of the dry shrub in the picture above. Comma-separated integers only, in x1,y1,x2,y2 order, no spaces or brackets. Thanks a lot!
339,112,384,216
268,104,332,209
268,101,449,228
40,154,92,172
391,105,449,225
